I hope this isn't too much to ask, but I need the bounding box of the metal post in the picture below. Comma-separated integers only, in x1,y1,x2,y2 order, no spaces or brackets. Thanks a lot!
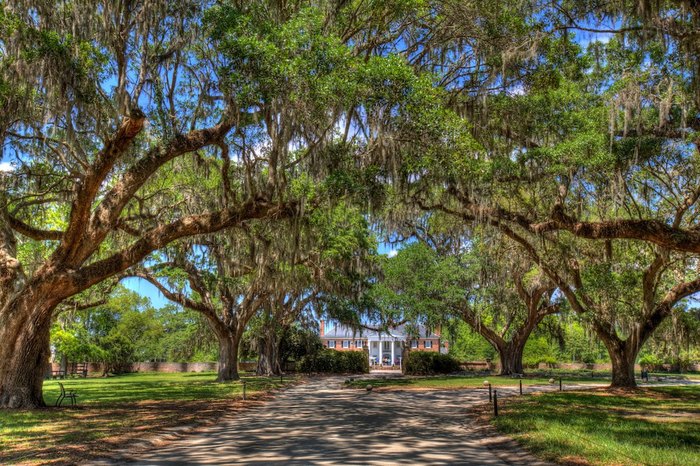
489,383,492,402
559,377,562,391
280,374,283,384
242,381,247,400
493,390,498,417
519,379,523,395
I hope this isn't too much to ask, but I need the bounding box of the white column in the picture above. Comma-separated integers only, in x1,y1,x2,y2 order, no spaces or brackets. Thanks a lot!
390,339,395,367
378,339,383,366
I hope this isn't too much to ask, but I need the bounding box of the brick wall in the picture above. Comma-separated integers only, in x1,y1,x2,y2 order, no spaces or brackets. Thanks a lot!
50,361,298,374
52,361,220,374
405,339,439,352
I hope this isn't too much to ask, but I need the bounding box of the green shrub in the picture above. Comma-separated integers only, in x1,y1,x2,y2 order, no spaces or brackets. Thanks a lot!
404,351,461,375
297,349,369,374
523,336,557,368
638,353,663,370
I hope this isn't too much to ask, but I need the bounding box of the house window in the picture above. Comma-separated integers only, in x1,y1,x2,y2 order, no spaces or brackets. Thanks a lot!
411,340,418,349
382,341,391,351
355,340,363,348
424,340,433,349
342,340,350,348
328,340,336,348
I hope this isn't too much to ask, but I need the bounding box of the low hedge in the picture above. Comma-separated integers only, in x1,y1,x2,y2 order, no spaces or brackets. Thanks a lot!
404,351,461,375
298,349,369,374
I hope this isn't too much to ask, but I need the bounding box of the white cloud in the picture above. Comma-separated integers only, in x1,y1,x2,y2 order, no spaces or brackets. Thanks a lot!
0,162,14,172
387,249,398,258
508,84,526,96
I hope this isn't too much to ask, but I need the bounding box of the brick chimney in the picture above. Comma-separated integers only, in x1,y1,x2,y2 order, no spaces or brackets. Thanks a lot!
320,320,325,336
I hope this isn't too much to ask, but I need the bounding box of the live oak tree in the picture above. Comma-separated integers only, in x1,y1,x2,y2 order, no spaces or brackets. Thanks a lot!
250,203,377,376
0,0,432,408
0,0,295,408
375,227,560,375
135,201,375,380
252,291,318,377
136,226,287,381
455,233,561,375
386,2,700,387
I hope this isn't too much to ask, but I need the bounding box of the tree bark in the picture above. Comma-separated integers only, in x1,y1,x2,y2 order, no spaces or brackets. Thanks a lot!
608,344,638,388
0,295,56,409
464,309,538,376
215,328,243,382
596,326,639,388
497,340,526,376
59,353,68,375
256,327,282,376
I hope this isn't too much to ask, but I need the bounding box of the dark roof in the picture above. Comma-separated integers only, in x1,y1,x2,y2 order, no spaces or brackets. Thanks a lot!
321,323,439,340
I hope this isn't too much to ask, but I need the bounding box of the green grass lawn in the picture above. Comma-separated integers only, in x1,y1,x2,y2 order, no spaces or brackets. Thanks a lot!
492,386,700,466
345,373,608,390
0,372,291,464
39,371,278,403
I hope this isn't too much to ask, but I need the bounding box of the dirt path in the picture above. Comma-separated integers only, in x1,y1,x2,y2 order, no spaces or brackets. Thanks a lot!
102,376,554,465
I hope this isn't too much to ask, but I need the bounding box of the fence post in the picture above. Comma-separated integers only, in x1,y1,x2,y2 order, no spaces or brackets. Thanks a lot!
489,383,492,402
242,380,247,400
493,389,498,417
519,379,523,395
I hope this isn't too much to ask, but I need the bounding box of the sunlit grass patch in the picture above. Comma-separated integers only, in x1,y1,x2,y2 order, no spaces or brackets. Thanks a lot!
0,371,293,464
345,373,608,390
492,386,700,466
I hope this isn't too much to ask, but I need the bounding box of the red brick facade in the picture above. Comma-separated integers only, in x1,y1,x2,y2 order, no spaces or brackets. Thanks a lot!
322,339,366,351
320,321,448,355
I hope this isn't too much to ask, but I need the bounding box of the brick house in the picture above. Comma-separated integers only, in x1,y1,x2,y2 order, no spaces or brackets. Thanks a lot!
319,321,447,367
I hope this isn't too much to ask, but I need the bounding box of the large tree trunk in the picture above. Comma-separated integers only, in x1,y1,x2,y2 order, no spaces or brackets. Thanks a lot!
59,353,68,375
609,346,638,388
605,343,639,388
216,328,242,382
256,327,281,376
0,296,55,409
598,330,639,388
497,340,526,376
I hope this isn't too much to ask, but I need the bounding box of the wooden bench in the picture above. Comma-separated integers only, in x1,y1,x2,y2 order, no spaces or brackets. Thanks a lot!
51,370,66,379
55,382,78,407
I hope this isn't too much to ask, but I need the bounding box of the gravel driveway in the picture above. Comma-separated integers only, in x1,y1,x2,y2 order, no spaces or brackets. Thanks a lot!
105,376,556,465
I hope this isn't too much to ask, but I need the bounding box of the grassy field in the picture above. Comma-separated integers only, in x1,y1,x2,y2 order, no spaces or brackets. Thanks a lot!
345,373,608,390
0,372,291,465
492,386,700,466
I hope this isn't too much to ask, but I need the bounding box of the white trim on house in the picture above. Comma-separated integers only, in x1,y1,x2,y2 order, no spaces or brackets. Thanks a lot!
320,322,445,367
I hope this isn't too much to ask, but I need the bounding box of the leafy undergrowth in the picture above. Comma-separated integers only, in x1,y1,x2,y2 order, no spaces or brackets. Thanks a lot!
0,372,292,465
492,386,700,466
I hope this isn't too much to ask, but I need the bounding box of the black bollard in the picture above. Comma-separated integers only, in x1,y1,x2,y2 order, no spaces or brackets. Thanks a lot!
519,379,523,395
493,389,498,417
489,383,492,402
242,381,247,400
559,377,562,391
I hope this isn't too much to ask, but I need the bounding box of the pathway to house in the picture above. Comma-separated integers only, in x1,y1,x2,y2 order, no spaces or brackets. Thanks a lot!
101,375,581,465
